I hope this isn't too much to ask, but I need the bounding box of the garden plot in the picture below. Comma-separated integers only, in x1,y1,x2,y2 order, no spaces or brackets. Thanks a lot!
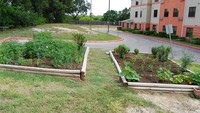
110,45,200,92
0,32,89,80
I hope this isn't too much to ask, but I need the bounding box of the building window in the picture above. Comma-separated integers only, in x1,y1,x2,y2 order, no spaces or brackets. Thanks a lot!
164,9,169,17
155,0,159,2
162,26,166,32
173,26,177,35
136,1,139,5
134,24,137,29
152,25,157,31
135,11,138,18
173,8,179,17
154,10,158,17
188,7,196,17
140,11,142,17
186,28,193,37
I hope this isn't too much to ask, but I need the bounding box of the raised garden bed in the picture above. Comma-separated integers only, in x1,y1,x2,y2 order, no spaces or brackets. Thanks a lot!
109,50,199,92
0,32,89,80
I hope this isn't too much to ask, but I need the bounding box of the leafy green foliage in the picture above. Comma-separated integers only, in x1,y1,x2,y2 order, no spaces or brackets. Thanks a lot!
192,71,200,86
120,66,141,82
151,47,158,56
0,32,84,68
151,45,172,62
173,74,185,84
114,44,130,59
0,41,24,64
73,33,87,50
134,48,139,55
181,52,194,70
157,67,173,82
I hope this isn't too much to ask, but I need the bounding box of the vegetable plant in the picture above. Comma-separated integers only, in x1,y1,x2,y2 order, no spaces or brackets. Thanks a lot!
192,71,200,86
120,66,141,82
151,45,171,62
157,67,173,82
173,74,185,84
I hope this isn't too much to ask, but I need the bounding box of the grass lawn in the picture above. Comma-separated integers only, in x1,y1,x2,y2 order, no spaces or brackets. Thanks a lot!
0,24,120,41
0,49,164,113
173,60,200,72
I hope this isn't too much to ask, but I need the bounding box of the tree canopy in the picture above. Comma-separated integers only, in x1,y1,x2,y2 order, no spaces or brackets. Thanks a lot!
0,0,90,27
102,8,130,23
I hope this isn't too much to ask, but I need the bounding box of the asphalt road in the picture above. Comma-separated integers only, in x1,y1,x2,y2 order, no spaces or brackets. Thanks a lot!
86,28,200,64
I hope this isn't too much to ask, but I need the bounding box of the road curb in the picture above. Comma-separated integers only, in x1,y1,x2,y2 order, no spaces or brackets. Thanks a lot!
0,37,32,43
87,38,124,43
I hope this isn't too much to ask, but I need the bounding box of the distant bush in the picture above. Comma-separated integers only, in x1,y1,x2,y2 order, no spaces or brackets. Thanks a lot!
114,44,130,59
117,27,122,30
157,32,168,38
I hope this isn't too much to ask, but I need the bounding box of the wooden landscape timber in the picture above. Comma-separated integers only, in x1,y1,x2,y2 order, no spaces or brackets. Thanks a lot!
109,51,200,92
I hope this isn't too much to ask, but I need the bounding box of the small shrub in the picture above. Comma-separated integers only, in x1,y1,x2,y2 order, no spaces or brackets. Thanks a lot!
120,66,141,82
171,34,179,39
134,48,139,54
143,30,156,36
151,45,172,62
158,32,168,38
192,71,200,86
181,52,194,70
73,33,87,50
157,67,173,82
117,27,122,30
151,47,158,56
114,44,130,59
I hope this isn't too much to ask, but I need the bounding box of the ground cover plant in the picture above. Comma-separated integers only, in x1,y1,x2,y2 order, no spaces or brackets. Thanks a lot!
114,45,197,84
0,32,85,69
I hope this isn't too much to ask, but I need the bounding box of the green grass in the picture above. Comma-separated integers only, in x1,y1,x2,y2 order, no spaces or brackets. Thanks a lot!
0,24,120,41
173,59,200,72
0,49,164,113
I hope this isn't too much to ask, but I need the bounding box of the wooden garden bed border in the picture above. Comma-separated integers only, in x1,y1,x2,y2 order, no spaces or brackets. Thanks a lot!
0,47,90,81
109,51,200,92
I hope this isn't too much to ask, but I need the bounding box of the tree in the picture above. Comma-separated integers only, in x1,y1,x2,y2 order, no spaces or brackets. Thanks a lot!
118,8,130,21
68,0,91,20
103,10,118,22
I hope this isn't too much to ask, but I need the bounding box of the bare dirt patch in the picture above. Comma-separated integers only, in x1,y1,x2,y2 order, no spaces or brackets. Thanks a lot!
138,91,200,113
126,106,157,113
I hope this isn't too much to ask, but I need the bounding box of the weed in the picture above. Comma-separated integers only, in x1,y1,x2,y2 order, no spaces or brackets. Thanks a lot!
73,33,87,50
181,52,194,71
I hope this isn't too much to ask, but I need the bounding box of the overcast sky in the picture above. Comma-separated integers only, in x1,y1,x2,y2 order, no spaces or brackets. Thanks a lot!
90,0,131,16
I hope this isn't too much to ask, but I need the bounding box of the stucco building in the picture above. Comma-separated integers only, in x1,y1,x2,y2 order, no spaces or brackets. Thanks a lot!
121,0,200,38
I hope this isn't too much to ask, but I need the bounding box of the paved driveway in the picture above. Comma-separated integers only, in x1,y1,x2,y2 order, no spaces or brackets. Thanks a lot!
86,28,200,64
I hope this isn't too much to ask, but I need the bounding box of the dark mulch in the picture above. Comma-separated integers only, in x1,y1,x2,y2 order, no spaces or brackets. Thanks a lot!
114,52,188,83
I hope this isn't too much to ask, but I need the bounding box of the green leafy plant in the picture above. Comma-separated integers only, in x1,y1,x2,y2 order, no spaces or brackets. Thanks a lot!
151,47,158,56
73,33,87,50
148,64,153,72
130,57,136,63
120,66,141,82
114,44,130,59
140,64,145,71
134,48,139,55
192,71,200,86
173,74,185,84
181,52,194,70
157,67,173,82
151,45,172,62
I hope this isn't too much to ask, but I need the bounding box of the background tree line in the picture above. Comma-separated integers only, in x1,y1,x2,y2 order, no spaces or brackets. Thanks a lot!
0,0,90,28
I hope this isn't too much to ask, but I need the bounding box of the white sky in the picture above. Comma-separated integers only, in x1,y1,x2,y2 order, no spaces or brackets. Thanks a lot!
90,0,131,16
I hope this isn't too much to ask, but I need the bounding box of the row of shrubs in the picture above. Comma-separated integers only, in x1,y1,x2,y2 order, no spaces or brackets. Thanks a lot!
117,27,200,45
0,32,87,68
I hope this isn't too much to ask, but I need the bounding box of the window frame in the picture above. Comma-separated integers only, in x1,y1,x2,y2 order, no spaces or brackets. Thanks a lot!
173,8,179,17
188,7,196,17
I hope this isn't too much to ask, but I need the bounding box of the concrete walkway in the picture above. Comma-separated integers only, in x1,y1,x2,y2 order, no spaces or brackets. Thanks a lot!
86,28,200,64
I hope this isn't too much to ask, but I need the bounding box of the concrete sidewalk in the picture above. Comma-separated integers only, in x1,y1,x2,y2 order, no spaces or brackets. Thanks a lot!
86,28,200,64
